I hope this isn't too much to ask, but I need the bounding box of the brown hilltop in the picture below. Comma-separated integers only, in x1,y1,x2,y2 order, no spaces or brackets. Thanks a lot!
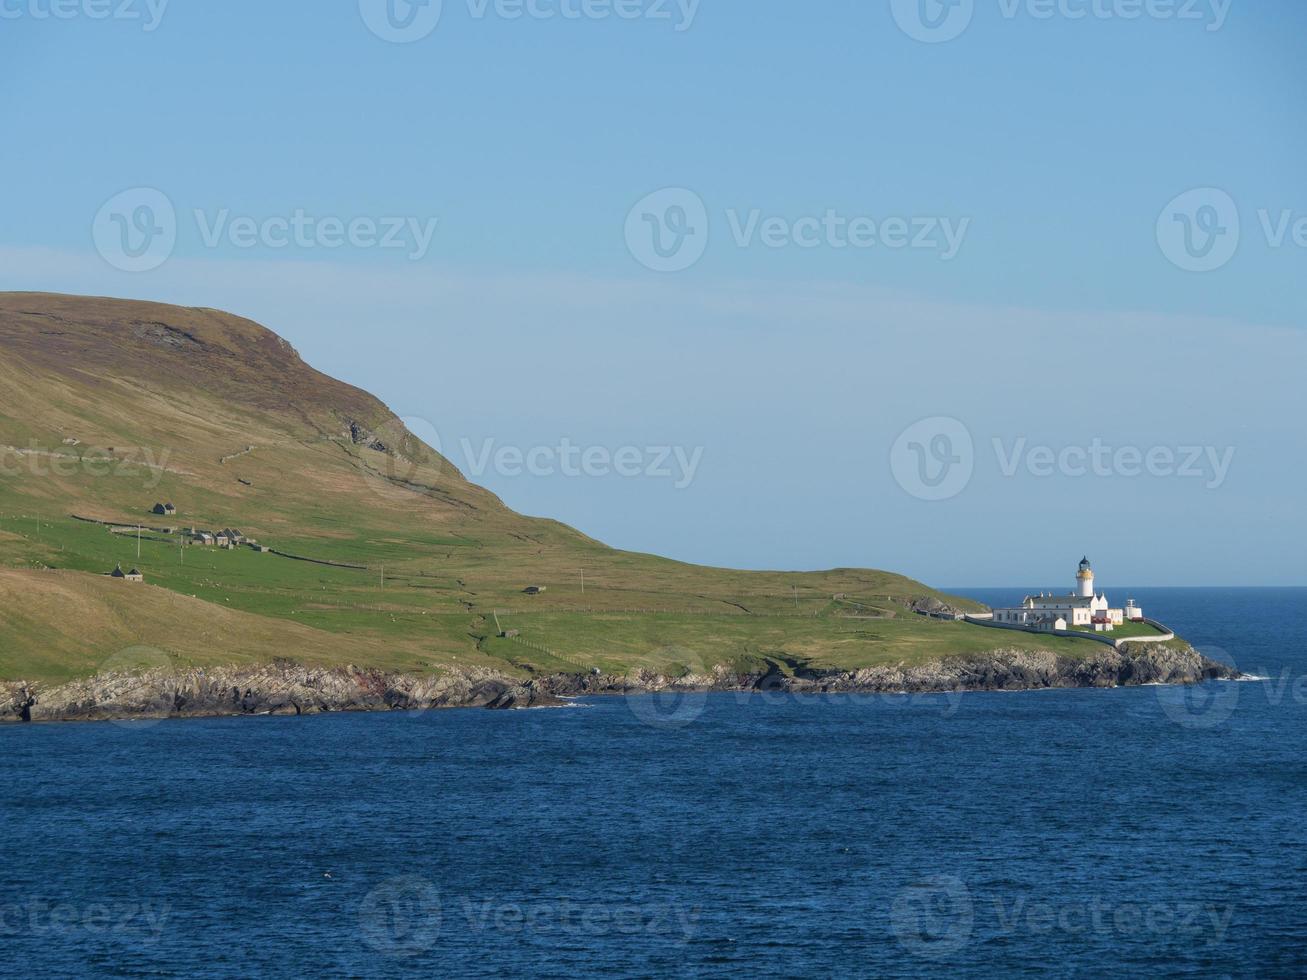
0,291,494,524
0,291,393,434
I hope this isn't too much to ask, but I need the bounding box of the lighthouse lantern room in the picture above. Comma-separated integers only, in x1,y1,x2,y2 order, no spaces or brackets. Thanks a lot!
1077,557,1095,598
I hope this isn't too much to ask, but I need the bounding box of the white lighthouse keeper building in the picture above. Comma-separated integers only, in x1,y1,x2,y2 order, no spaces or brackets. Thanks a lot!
990,558,1144,633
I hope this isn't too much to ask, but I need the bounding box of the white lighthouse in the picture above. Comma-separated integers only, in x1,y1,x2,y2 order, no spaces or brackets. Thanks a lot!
989,557,1133,632
1076,556,1095,597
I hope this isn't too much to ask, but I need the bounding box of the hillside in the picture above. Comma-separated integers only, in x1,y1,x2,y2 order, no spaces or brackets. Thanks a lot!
0,292,1110,694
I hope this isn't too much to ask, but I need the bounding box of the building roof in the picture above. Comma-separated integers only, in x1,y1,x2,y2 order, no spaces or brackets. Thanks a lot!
1025,593,1095,606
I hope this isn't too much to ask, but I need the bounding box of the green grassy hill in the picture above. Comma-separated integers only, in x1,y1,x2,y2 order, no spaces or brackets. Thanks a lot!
0,292,1104,684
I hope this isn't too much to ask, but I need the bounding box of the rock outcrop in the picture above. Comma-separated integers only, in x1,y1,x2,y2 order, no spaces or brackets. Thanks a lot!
0,663,563,723
909,595,968,618
347,420,389,453
0,644,1240,724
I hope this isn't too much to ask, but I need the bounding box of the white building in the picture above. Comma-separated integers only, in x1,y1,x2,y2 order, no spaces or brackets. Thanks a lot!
991,558,1143,633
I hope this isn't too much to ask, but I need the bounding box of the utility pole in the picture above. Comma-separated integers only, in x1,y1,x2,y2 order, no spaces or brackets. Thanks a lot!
793,585,798,610
137,524,142,560
580,567,585,596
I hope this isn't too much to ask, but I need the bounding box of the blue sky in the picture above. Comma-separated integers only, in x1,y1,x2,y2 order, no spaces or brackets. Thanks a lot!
2,0,1304,586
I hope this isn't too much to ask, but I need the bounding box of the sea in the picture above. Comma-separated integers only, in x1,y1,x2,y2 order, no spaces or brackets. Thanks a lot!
2,587,1304,977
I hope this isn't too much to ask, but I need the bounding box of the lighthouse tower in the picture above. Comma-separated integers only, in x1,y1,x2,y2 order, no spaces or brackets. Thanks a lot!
1076,557,1095,598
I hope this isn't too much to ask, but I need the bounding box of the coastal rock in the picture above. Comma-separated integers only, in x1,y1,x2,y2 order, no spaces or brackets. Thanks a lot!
0,644,1240,724
0,683,36,723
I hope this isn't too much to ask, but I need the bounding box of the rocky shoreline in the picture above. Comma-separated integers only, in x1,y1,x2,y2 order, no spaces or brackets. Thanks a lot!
0,644,1242,724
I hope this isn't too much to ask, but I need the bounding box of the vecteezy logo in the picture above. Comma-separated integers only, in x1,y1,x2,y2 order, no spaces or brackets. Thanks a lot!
359,0,443,43
92,188,177,273
890,417,974,501
358,876,442,957
624,188,709,272
357,414,444,502
624,647,708,729
1156,188,1240,272
1156,645,1240,729
890,0,974,43
890,875,975,959
99,645,175,729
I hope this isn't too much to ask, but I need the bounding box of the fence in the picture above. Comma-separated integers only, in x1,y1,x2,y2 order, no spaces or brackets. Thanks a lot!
962,615,1176,651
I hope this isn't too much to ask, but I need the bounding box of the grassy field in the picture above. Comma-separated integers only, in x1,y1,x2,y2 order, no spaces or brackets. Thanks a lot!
0,292,1111,684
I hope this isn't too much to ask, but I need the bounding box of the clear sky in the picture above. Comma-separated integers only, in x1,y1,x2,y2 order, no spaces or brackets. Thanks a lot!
2,0,1303,586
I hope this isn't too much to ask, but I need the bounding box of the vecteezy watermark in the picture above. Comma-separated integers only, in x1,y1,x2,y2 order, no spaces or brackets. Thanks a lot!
890,418,1237,501
358,876,698,957
356,418,706,508
890,0,975,42
992,438,1236,489
353,415,449,504
985,894,1234,947
1159,665,1307,730
1156,644,1240,729
0,0,170,31
1157,187,1307,273
0,441,174,491
99,646,176,729
359,876,443,957
891,0,1231,43
890,875,975,958
92,188,439,272
624,647,708,729
358,0,444,42
359,0,699,42
461,437,704,489
724,209,969,259
458,897,699,939
1156,188,1240,272
92,188,178,273
357,416,706,492
192,210,438,260
625,188,970,271
0,900,171,944
624,188,710,272
890,876,1234,959
890,417,976,502
733,684,968,718
625,187,969,272
466,0,700,29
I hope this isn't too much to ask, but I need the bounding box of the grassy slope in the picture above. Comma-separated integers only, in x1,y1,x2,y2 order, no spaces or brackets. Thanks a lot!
0,292,1105,684
0,568,445,683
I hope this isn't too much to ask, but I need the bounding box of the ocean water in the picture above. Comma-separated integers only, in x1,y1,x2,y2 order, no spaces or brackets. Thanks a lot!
2,587,1305,977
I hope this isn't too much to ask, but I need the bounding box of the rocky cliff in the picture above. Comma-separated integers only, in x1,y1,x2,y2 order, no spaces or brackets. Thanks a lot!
0,645,1240,723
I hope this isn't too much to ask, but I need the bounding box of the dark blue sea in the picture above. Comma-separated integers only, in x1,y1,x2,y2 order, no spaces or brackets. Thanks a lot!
2,587,1305,977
